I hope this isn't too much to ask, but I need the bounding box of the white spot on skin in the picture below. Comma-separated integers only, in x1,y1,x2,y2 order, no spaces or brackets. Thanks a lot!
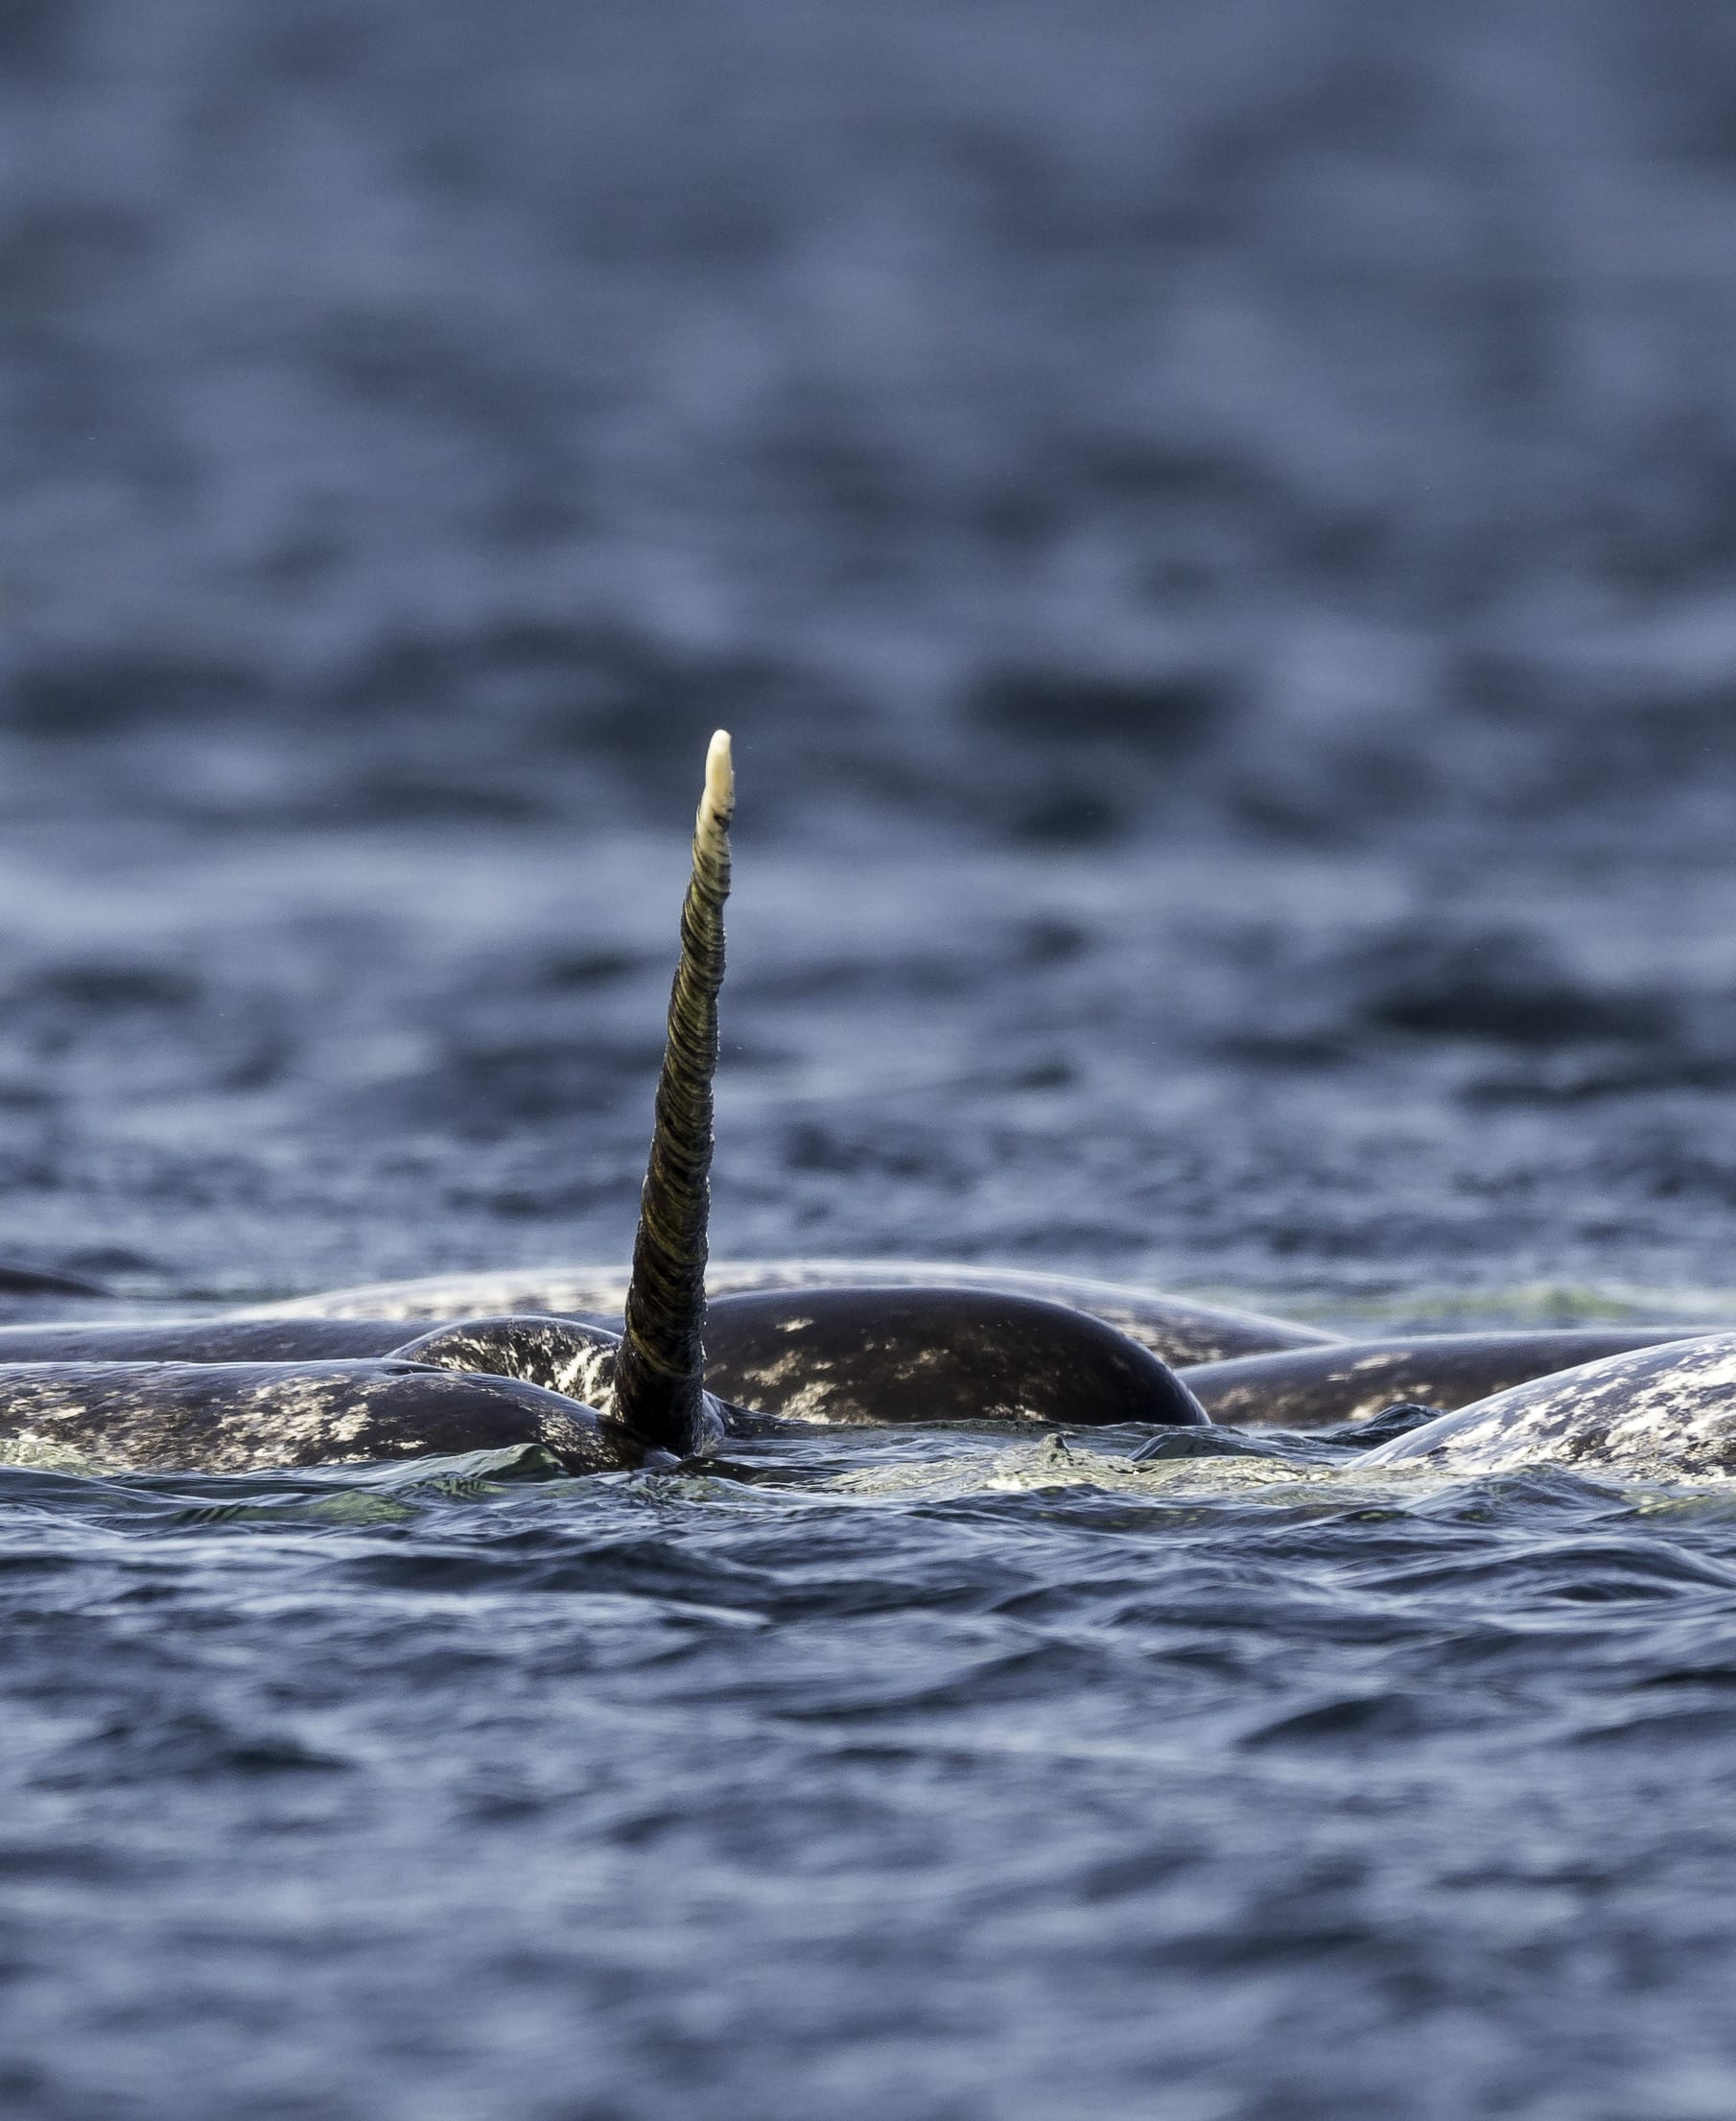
0,1360,622,1474
1368,1335,1736,1476
770,1379,851,1423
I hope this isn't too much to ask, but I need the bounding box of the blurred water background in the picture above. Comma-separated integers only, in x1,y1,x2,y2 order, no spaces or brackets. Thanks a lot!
7,4,1736,2115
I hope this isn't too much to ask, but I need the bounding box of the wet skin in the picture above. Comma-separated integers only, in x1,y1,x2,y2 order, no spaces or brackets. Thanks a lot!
7,1306,1735,1473
1178,1328,1734,1428
0,1286,1208,1468
0,1359,640,1475
1364,1333,1736,1476
245,1261,1336,1366
698,1285,1208,1427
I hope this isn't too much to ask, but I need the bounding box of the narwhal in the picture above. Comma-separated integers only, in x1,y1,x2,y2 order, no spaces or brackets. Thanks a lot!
1361,1333,1736,1477
1173,1327,1736,1429
0,732,1210,1473
0,732,748,1473
3,729,1728,1474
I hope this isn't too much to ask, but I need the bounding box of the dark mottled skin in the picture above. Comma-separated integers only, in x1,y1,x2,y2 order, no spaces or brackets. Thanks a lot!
697,1285,1208,1427
360,1295,1209,1437
0,1293,1207,1455
0,1360,637,1474
247,1262,1335,1366
393,1316,619,1401
391,1315,727,1452
1178,1328,1731,1428
0,1313,627,1379
1365,1334,1736,1475
0,1318,432,1362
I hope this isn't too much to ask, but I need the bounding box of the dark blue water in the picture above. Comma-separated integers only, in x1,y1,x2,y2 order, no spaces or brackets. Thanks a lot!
8,3,1736,2112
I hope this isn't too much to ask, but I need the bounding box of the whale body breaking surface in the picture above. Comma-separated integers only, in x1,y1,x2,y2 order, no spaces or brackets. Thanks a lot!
1,729,1733,1484
1362,1335,1736,1477
7,1279,1736,1481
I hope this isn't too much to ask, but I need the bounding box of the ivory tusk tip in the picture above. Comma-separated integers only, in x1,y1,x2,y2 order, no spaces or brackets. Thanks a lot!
704,729,735,821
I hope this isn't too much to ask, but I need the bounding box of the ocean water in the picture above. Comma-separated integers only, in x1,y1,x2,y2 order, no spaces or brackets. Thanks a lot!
7,2,1736,2114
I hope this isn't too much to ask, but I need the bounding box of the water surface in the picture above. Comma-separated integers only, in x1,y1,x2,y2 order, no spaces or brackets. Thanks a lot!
8,3,1736,2113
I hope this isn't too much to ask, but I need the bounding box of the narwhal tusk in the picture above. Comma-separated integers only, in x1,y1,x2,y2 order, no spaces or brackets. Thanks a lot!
610,730,734,1455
